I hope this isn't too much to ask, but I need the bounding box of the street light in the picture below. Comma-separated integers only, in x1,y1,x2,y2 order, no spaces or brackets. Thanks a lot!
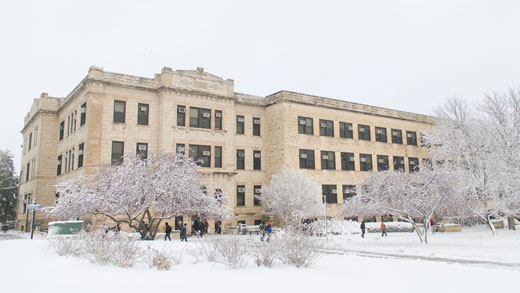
323,194,327,240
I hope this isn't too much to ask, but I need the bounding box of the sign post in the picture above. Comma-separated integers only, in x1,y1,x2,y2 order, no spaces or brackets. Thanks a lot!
27,202,41,240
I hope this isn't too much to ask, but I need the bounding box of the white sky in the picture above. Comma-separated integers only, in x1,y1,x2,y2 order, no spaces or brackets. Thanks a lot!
1,0,520,171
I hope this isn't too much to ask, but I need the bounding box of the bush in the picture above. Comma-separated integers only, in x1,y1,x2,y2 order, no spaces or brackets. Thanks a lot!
251,242,277,268
189,236,221,263
216,236,248,269
144,244,183,271
46,232,85,257
276,229,322,268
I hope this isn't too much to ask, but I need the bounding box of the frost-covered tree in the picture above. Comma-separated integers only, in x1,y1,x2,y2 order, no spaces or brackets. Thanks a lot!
423,95,520,236
45,152,232,239
341,168,462,244
0,150,18,225
257,167,321,227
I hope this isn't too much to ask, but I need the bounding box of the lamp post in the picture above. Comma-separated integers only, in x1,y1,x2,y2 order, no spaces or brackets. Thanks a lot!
323,194,327,240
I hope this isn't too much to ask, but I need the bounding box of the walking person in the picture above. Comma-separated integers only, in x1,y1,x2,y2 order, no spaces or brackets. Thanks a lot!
164,222,172,241
204,220,209,234
259,221,265,241
180,223,188,242
381,221,388,237
360,221,366,238
266,221,272,243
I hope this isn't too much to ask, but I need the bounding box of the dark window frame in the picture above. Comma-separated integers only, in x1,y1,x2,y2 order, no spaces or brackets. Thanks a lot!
408,157,419,173
113,100,126,123
377,155,389,171
177,105,186,126
299,149,315,169
321,151,336,170
189,145,211,167
253,185,262,206
59,121,64,141
358,124,371,141
322,184,338,204
57,155,62,176
339,122,353,139
391,129,403,144
137,103,149,126
341,152,355,171
215,110,222,130
375,127,387,143
359,153,373,171
406,131,417,146
136,142,148,160
253,117,261,136
253,150,261,170
189,107,211,129
236,185,245,206
214,146,222,168
80,102,87,126
298,116,314,135
393,156,405,171
342,185,356,201
78,143,84,168
236,115,245,134
236,149,245,170
319,119,334,137
111,141,124,165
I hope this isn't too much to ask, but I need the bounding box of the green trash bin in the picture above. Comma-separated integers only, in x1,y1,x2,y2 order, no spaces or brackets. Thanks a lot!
48,221,84,235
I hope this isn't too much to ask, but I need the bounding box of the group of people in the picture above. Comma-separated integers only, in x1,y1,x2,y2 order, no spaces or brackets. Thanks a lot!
258,221,273,243
359,221,388,238
163,220,209,242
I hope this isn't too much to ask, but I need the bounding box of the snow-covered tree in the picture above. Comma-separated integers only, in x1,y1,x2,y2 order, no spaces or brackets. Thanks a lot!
0,150,18,225
45,152,232,239
423,95,520,236
257,167,321,227
341,168,463,244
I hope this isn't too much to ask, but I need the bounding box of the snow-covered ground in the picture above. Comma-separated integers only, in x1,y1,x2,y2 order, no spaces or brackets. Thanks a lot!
1,227,519,293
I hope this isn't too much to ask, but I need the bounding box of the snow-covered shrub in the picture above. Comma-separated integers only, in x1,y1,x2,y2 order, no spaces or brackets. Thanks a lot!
276,229,322,268
144,244,183,270
189,236,221,263
152,250,173,271
110,233,141,267
46,232,85,257
251,242,277,268
83,231,116,265
216,236,247,269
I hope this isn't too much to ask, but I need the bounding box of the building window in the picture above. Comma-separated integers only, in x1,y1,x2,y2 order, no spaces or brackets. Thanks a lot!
236,149,245,170
25,163,30,181
189,107,211,129
298,116,313,135
391,129,403,144
253,118,261,136
319,119,334,137
27,133,32,151
322,185,338,204
321,151,336,170
236,115,245,134
339,122,353,139
360,154,373,171
341,152,355,171
80,102,87,126
111,141,124,165
254,185,262,206
422,158,433,170
176,143,185,154
136,143,148,160
342,185,356,201
393,156,405,171
253,150,261,170
236,185,245,206
358,124,371,141
78,143,84,168
215,110,222,130
177,105,186,126
408,157,419,173
57,155,62,175
299,149,315,169
377,155,389,171
59,121,64,140
375,127,387,143
189,145,211,167
71,148,75,171
33,126,38,147
137,103,149,126
113,100,126,123
406,131,417,146
214,146,222,168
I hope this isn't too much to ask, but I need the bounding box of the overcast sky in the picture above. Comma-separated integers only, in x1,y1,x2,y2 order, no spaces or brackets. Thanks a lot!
1,0,520,171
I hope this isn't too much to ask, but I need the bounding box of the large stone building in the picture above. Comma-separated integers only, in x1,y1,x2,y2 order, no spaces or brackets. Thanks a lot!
17,66,433,232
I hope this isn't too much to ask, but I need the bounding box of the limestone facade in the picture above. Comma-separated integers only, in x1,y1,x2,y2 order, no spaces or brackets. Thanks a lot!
16,66,433,232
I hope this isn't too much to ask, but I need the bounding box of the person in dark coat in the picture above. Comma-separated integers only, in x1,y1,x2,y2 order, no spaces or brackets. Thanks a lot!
381,221,388,237
259,221,265,241
204,220,209,234
180,223,187,242
360,221,366,238
198,221,205,238
164,222,172,241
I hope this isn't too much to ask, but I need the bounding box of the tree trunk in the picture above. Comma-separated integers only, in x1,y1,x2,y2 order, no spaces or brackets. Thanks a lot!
424,219,429,245
507,216,516,230
410,220,423,243
486,214,497,237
